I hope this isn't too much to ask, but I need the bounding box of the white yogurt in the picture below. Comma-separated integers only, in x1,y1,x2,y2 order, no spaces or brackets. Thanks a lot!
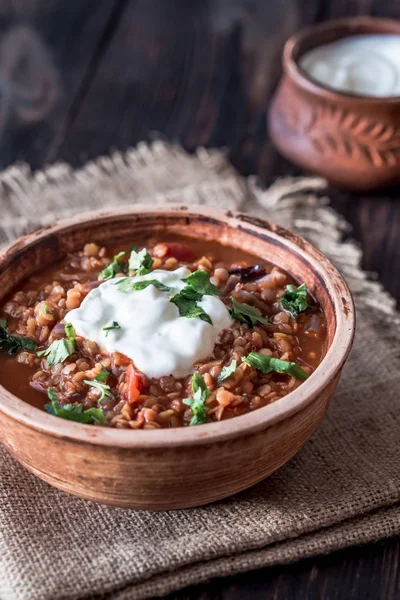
300,34,400,97
65,268,233,379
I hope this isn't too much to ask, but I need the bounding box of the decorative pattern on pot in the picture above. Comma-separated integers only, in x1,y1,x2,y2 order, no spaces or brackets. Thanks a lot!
308,103,400,168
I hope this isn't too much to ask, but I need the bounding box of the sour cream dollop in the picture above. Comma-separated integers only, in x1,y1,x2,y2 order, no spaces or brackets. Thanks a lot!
300,35,400,97
65,267,233,379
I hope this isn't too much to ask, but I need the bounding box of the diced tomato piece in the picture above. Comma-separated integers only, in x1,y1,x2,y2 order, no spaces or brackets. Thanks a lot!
153,242,193,261
126,364,146,404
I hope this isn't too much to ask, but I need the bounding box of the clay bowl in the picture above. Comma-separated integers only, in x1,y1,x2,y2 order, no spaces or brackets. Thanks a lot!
0,206,355,509
268,17,400,191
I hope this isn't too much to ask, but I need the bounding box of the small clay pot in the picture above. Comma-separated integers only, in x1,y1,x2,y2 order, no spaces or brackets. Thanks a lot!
0,206,355,509
269,17,400,191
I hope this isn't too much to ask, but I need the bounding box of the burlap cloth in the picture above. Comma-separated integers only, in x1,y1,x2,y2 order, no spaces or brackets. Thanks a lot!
0,143,399,600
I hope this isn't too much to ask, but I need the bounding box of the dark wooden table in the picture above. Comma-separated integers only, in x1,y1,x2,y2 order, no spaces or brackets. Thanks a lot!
1,1,398,598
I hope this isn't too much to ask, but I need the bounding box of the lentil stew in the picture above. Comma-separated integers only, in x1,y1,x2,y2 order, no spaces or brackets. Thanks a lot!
0,236,327,429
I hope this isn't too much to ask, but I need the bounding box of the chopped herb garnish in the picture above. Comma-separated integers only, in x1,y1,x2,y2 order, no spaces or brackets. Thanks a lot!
174,286,203,302
44,303,52,315
230,298,269,327
128,248,153,275
95,367,110,383
0,319,37,354
183,372,211,426
115,279,172,293
37,322,76,366
38,338,74,366
281,283,309,318
38,340,72,365
183,270,222,296
103,321,121,336
83,379,115,402
168,270,220,324
45,388,106,424
243,352,309,381
218,359,237,381
170,293,212,325
64,322,76,342
100,251,126,281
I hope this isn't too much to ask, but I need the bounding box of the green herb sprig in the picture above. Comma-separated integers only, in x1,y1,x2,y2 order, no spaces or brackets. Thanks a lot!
218,359,237,382
230,298,268,327
100,251,126,281
0,319,37,354
183,372,211,426
170,270,221,325
183,270,222,297
103,321,121,336
115,279,172,293
83,379,115,402
45,388,106,424
170,293,212,324
95,366,111,383
281,283,309,318
243,352,309,381
128,248,153,275
37,323,76,366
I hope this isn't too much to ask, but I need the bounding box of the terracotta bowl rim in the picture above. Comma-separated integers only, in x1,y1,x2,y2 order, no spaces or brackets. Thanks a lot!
0,205,355,448
283,15,400,103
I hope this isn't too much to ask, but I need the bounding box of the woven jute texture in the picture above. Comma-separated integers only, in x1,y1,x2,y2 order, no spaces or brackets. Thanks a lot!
0,143,399,600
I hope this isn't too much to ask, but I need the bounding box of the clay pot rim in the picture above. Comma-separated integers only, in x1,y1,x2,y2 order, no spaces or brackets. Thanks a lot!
284,16,400,103
0,205,355,448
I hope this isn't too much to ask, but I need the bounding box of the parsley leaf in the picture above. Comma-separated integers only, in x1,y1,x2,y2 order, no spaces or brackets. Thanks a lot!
243,352,309,381
83,379,115,402
44,303,52,315
79,407,107,424
95,367,110,383
37,323,76,366
103,321,121,336
100,251,126,281
281,283,309,318
218,359,237,381
169,271,219,324
174,286,203,302
0,319,37,354
170,293,212,325
115,278,171,293
230,298,269,327
38,338,75,366
128,248,153,275
183,372,211,425
45,388,106,424
183,270,222,296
